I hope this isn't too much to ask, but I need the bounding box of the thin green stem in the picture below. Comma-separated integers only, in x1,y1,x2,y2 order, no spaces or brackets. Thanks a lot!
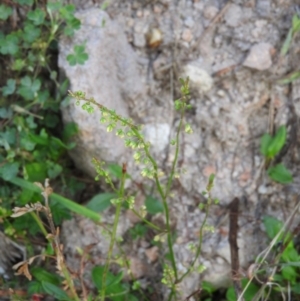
30,212,48,237
177,193,212,283
100,169,126,301
130,208,162,231
164,105,185,199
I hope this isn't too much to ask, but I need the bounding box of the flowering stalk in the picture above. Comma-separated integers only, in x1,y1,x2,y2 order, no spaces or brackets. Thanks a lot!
69,78,198,299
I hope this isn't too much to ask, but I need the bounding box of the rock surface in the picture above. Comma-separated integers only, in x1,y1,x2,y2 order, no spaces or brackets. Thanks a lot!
59,9,145,176
59,0,300,299
243,42,273,71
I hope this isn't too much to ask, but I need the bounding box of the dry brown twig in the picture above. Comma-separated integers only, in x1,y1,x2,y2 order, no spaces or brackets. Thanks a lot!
11,179,80,301
228,197,244,301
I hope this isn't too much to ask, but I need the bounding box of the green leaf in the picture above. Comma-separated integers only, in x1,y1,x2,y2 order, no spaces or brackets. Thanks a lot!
282,265,297,283
92,266,105,290
91,266,124,293
226,287,236,301
12,213,41,235
280,28,293,56
41,281,72,301
66,54,76,66
12,58,26,71
241,279,260,301
66,44,88,66
292,14,300,33
51,136,73,150
50,71,57,81
26,116,38,129
0,107,13,119
24,162,48,182
59,78,70,96
267,126,286,158
0,162,19,180
0,128,16,146
63,122,78,141
50,201,71,225
47,162,63,179
37,89,50,104
27,8,45,25
101,1,109,10
2,79,16,96
0,5,13,20
28,132,49,146
0,34,19,55
226,280,259,301
292,284,300,294
17,76,41,100
260,133,272,157
278,71,300,85
260,126,287,159
77,53,88,64
21,135,36,151
107,272,124,291
282,247,298,262
86,193,116,212
31,267,61,285
145,195,164,214
129,223,147,239
59,4,76,20
46,1,62,13
63,18,81,36
19,188,34,205
201,281,216,295
108,163,129,179
28,281,44,295
263,216,283,240
23,22,41,43
267,163,293,184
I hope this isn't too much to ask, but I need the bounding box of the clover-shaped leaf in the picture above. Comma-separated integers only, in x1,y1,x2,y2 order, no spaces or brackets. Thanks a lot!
0,4,13,20
17,76,41,100
2,79,16,96
0,34,19,55
23,23,41,43
67,44,88,66
0,162,19,181
63,18,81,36
27,9,45,26
59,4,76,20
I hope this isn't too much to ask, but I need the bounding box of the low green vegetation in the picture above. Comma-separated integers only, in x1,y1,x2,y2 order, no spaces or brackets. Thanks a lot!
0,2,299,301
0,0,89,237
226,216,300,301
260,125,293,184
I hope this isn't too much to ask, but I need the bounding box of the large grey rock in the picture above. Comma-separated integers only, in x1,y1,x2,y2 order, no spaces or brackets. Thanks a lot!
59,9,145,177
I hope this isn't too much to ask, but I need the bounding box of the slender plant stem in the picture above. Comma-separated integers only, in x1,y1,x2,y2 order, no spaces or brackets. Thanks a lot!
164,104,185,199
130,208,162,231
177,192,212,283
30,212,48,237
100,169,126,301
